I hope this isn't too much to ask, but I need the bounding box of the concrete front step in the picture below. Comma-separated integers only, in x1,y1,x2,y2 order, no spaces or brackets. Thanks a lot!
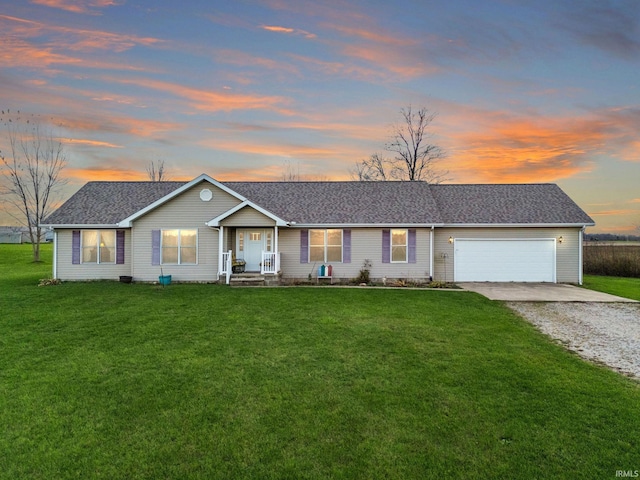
229,274,266,286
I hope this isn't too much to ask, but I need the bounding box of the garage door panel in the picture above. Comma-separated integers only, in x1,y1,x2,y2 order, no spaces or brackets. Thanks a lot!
454,239,555,282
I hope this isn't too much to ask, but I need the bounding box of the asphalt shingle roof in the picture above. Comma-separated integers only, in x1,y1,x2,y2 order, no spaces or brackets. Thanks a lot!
43,179,594,227
225,181,441,224
44,181,184,225
430,184,595,225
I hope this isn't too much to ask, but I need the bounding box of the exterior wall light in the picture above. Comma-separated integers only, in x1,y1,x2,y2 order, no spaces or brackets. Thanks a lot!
448,236,454,244
558,236,564,244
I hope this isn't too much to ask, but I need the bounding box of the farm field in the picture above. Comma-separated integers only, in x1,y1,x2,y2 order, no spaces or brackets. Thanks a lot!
1,244,639,479
583,243,640,278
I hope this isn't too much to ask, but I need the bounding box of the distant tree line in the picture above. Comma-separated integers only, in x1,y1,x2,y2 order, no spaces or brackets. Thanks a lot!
584,233,640,242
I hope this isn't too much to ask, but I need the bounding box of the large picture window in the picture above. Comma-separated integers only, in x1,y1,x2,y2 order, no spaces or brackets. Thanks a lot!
161,229,197,265
82,230,115,264
310,229,342,263
391,229,407,263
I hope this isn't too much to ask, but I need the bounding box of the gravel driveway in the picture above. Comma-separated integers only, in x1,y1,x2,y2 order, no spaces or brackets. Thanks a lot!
508,302,640,380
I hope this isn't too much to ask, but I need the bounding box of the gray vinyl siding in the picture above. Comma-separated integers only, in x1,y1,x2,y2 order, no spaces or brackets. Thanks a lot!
131,181,242,282
220,207,276,227
433,227,582,283
278,227,432,281
55,229,132,280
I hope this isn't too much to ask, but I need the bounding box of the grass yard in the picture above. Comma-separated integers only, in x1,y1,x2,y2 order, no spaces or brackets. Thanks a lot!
583,274,640,301
1,244,640,479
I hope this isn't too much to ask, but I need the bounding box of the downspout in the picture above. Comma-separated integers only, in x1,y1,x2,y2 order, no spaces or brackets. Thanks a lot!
579,226,585,285
53,230,58,279
429,226,434,281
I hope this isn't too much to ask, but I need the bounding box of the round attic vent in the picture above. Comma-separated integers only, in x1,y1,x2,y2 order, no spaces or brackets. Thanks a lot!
200,188,213,202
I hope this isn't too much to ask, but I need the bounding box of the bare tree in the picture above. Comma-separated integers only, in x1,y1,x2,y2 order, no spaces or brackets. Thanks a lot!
0,110,67,262
281,159,300,181
350,153,389,181
146,159,170,181
352,105,448,183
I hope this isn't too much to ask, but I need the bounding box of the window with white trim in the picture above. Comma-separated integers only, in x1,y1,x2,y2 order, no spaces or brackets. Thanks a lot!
310,229,342,263
161,229,197,264
82,230,115,264
391,229,407,263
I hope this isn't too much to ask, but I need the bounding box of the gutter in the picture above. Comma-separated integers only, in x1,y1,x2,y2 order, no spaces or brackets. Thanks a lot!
442,222,595,228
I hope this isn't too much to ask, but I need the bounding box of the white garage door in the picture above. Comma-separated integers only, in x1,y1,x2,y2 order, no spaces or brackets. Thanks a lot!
454,239,556,282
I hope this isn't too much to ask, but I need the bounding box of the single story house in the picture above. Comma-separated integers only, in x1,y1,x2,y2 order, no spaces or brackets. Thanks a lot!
41,174,594,284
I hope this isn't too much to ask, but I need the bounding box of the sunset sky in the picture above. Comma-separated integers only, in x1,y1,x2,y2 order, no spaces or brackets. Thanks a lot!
1,0,639,233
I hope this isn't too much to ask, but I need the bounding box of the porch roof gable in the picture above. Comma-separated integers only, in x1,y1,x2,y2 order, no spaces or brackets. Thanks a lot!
207,200,288,227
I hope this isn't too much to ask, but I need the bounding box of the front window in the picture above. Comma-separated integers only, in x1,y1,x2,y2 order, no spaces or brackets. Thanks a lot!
82,230,115,264
391,229,407,263
310,229,342,263
162,229,197,264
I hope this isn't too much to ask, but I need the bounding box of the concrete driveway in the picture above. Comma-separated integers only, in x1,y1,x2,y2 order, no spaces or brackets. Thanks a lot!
460,282,638,302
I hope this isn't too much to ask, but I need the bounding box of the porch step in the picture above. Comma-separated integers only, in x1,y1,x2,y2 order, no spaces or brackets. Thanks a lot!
229,273,266,286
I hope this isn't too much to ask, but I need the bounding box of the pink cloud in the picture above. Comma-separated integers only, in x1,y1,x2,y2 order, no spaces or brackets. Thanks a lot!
107,77,291,114
30,0,121,14
262,25,316,39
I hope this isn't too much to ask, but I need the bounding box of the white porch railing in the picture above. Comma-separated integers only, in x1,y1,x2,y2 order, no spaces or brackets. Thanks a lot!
261,251,280,275
221,250,232,285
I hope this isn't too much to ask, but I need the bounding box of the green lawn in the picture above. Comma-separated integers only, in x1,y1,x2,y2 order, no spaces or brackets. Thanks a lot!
1,244,639,479
583,274,640,301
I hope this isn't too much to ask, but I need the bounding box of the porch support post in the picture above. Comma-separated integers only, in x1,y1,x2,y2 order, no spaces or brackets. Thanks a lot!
274,225,278,254
218,226,224,277
274,225,279,271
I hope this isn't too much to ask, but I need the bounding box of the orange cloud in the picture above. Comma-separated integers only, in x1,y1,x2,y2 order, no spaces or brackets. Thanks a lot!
287,53,393,82
319,22,441,79
213,49,299,76
64,138,122,148
330,25,415,47
57,114,183,138
0,40,76,71
446,113,610,183
588,209,638,216
108,77,291,114
65,166,147,182
30,0,120,14
201,138,336,159
1,14,161,52
341,44,439,78
262,25,316,39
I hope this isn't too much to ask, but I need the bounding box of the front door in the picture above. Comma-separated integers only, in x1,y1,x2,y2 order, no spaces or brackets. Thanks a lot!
238,230,272,272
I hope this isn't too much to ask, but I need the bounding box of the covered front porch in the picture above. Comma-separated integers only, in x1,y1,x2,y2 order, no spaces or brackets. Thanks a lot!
206,200,288,285
217,226,281,284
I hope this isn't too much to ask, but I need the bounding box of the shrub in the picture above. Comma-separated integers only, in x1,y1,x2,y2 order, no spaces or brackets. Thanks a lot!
356,259,372,284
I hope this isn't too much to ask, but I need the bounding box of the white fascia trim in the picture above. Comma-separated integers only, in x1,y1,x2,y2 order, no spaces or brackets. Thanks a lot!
118,173,247,227
206,200,288,227
42,224,121,229
442,222,595,228
290,223,442,229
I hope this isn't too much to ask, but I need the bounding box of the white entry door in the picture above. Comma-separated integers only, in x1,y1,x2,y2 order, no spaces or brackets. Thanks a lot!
454,238,556,282
238,230,272,272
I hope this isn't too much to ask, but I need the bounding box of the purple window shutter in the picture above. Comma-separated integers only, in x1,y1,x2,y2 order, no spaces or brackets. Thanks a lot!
382,229,390,263
116,230,125,265
343,229,351,263
72,230,81,265
408,229,416,264
152,230,161,266
300,229,308,264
